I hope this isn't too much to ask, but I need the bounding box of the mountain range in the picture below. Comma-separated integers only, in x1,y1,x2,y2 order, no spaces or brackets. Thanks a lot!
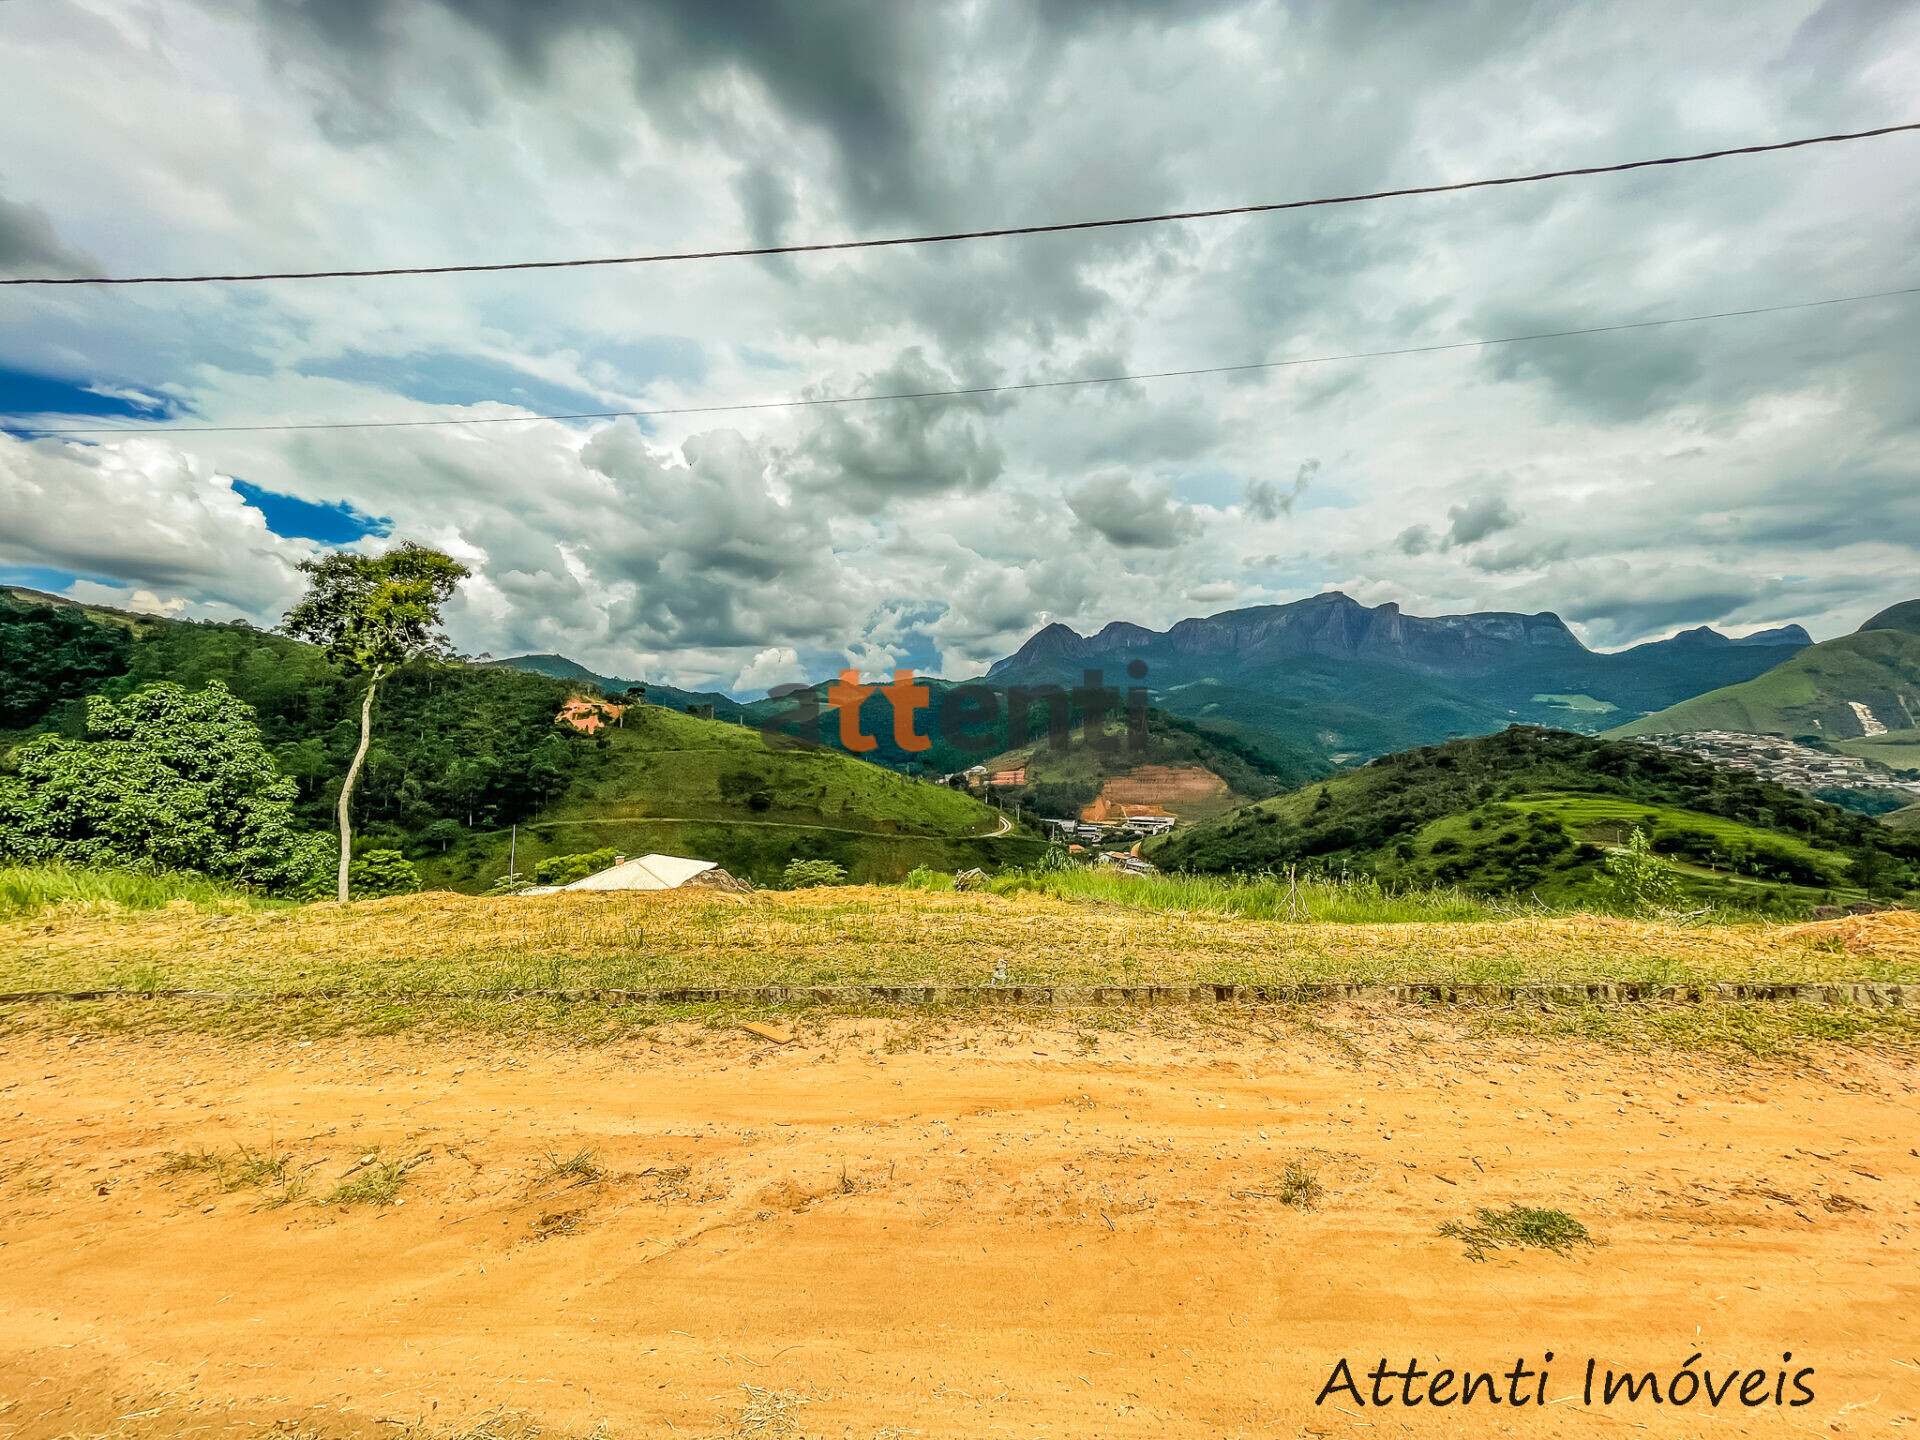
975,591,1810,764
487,591,1830,779
1611,599,1920,746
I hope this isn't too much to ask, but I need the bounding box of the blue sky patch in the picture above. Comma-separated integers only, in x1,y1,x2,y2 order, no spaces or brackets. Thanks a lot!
0,366,176,430
0,564,112,595
231,479,392,545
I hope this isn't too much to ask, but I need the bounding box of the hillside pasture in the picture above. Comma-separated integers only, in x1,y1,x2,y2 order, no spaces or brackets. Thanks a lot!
1833,726,1920,771
1507,793,1854,872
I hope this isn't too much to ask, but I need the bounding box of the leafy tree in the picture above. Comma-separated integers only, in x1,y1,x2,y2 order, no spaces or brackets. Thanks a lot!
0,681,327,892
1848,848,1911,901
282,543,470,901
420,818,465,854
348,849,422,899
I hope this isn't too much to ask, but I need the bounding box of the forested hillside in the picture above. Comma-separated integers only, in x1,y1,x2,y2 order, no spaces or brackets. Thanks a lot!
0,587,1037,888
2,589,590,849
1152,726,1920,909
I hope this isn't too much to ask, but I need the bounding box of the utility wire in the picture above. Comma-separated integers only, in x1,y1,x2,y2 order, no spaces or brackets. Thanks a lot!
5,122,1916,288
21,283,1917,439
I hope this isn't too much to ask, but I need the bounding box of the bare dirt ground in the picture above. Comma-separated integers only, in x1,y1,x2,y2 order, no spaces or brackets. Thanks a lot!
1,1011,1916,1438
1080,765,1231,823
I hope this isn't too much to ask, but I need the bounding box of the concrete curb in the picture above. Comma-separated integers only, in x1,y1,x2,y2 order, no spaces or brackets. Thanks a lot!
0,981,1909,1008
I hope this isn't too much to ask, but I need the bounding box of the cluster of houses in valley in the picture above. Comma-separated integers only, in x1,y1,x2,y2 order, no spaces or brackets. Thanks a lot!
1035,816,1168,875
1634,730,1920,795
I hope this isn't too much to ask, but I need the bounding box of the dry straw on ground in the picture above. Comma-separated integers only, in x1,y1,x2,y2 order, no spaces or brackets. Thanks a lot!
3,888,1916,998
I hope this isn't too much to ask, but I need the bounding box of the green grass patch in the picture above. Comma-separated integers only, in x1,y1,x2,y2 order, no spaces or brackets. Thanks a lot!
1021,867,1503,923
5,884,1915,1005
1832,727,1920,770
1438,1203,1597,1261
0,863,274,919
157,1141,293,1192
326,1155,410,1207
1509,794,1849,870
1470,998,1920,1057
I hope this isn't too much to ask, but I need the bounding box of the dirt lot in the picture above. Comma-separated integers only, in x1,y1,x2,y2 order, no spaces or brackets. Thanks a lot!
1,1012,1916,1438
1081,765,1231,823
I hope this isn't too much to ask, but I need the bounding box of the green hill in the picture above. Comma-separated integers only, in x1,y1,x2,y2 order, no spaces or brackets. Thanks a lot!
421,704,1040,890
0,587,1039,889
1607,612,1920,741
1149,726,1920,911
524,661,1327,815
1861,599,1920,635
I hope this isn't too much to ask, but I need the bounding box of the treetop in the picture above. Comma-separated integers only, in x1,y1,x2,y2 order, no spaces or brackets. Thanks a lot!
281,542,470,673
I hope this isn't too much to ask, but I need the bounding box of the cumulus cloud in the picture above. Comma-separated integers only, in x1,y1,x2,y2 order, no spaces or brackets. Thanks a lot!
1067,470,1204,549
733,645,804,693
1446,495,1522,547
781,350,1005,512
1,1,1917,681
0,434,304,613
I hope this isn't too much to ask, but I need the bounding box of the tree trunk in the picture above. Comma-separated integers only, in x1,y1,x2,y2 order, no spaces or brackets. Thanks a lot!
336,667,383,903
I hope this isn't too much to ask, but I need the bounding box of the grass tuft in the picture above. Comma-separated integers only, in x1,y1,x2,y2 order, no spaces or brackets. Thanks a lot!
1275,1161,1323,1209
539,1147,605,1184
325,1156,410,1207
1439,1202,1597,1261
156,1142,291,1192
725,1386,807,1439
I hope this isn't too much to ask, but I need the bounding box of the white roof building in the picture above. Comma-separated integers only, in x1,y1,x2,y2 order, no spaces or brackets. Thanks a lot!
564,853,721,891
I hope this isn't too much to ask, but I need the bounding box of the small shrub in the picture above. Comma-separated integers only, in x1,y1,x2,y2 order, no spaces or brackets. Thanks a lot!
1603,828,1680,914
781,859,847,889
1029,843,1074,875
533,848,618,886
349,849,421,900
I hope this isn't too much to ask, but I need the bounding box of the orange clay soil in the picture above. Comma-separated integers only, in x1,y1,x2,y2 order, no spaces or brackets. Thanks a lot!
1,1013,1916,1438
1081,765,1231,822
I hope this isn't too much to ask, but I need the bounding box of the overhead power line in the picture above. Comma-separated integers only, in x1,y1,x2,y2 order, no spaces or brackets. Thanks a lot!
5,122,1917,288
21,283,1917,439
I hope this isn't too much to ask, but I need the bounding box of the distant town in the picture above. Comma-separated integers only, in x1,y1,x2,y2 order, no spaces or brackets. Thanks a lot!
1632,730,1920,796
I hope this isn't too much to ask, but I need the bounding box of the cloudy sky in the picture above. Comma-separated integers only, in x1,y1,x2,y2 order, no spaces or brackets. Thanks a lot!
3,0,1918,693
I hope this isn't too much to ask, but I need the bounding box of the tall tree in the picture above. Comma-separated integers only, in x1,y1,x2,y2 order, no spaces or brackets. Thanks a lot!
0,680,327,891
282,542,470,901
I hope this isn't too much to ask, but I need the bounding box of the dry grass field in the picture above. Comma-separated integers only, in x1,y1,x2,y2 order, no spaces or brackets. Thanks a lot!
7,886,1920,998
3,888,1918,1438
